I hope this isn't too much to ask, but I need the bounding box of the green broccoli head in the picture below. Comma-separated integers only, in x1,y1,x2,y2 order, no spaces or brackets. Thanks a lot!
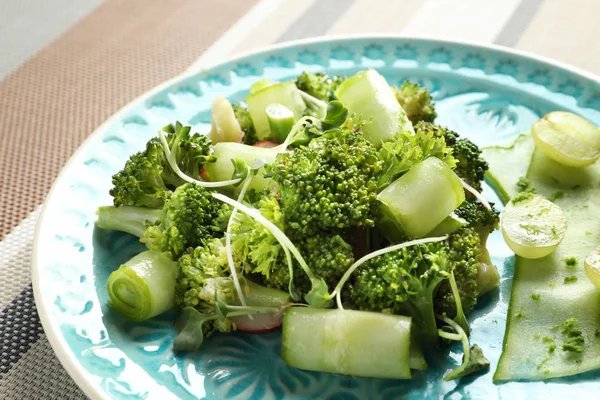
393,81,437,124
142,183,231,257
269,127,381,236
229,193,284,277
265,232,355,298
454,198,500,238
434,227,481,318
109,122,214,208
414,122,488,191
176,238,233,307
295,71,345,102
348,240,452,347
233,104,258,145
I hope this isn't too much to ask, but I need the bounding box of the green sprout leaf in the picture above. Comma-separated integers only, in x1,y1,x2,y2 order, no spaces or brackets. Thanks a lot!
173,307,215,352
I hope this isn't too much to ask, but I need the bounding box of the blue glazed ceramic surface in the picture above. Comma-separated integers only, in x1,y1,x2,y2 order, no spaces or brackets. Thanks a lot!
32,37,600,400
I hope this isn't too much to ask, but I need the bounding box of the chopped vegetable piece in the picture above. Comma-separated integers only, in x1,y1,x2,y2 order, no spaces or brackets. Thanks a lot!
246,81,305,141
335,69,413,147
482,132,535,203
491,131,600,381
428,213,468,236
95,206,161,237
281,307,413,379
377,157,465,239
265,103,295,143
501,194,567,259
210,96,244,144
584,247,600,288
532,111,600,168
106,251,179,321
202,142,279,192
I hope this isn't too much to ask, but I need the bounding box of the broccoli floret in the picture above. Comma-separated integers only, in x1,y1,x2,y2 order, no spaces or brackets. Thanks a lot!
434,227,481,318
561,318,584,353
176,238,232,308
393,81,437,124
110,122,213,208
269,126,381,236
142,183,231,257
230,193,284,277
414,122,488,191
451,198,501,297
266,233,355,297
454,198,500,237
348,240,453,347
295,71,345,102
233,104,258,145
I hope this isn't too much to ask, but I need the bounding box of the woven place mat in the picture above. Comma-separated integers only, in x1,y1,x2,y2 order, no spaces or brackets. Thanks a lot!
0,0,257,398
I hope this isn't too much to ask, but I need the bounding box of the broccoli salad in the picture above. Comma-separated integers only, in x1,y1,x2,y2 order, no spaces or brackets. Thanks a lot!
95,68,600,382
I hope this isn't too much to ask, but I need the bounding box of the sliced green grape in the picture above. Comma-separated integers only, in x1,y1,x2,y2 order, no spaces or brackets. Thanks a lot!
532,111,600,168
501,194,567,259
584,246,600,288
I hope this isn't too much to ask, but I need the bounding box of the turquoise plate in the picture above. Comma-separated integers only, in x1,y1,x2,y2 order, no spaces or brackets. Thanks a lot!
32,36,600,399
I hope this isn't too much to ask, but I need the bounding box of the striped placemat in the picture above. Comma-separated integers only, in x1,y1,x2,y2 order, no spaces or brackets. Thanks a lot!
1,0,598,398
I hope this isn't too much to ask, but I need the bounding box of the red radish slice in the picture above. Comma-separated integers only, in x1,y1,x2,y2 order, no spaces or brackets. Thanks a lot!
253,141,279,148
231,312,283,333
232,302,291,333
200,166,211,181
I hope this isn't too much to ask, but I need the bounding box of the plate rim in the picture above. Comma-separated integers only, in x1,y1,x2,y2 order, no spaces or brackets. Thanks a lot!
30,34,600,400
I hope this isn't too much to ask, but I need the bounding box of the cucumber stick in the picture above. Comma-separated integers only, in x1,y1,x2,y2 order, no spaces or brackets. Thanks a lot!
335,69,413,148
281,307,414,379
427,212,468,237
482,131,535,203
266,104,295,143
488,134,600,381
203,142,279,191
246,81,305,141
377,157,465,238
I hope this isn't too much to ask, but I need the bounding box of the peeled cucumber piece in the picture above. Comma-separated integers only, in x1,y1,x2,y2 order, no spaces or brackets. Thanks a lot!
377,157,465,239
427,212,468,237
482,131,535,204
489,137,600,381
335,69,413,148
281,307,414,379
203,142,279,191
106,251,178,322
246,81,305,141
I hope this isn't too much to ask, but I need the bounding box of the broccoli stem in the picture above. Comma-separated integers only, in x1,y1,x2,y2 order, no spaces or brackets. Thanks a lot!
399,294,440,348
106,250,179,321
95,206,162,237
